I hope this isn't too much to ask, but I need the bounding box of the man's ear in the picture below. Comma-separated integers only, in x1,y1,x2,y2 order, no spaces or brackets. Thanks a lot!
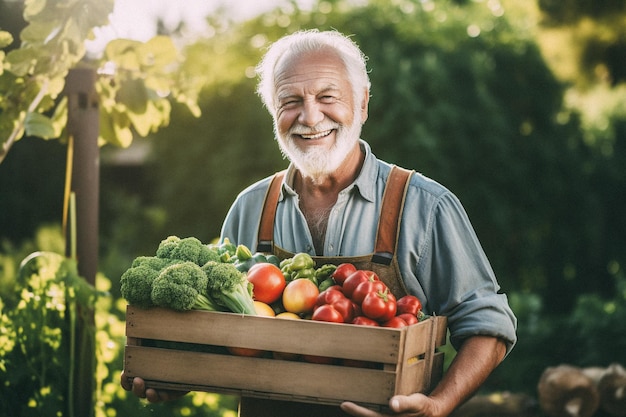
360,88,370,123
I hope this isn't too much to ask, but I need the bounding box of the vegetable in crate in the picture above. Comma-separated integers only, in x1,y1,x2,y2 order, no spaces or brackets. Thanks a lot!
151,261,220,311
232,244,275,272
202,261,257,315
280,253,316,283
120,263,160,309
156,235,221,266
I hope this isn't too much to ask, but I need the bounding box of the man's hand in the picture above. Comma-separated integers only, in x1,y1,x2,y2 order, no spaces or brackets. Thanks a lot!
342,336,507,417
120,371,188,403
341,393,440,417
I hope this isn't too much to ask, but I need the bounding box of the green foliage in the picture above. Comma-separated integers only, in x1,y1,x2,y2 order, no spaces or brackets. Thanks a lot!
0,250,99,417
149,80,286,241
536,0,626,86
0,0,113,163
96,36,203,148
0,227,238,417
0,0,207,164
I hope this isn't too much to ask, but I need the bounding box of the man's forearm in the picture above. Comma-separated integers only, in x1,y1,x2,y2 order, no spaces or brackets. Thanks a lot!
429,335,507,416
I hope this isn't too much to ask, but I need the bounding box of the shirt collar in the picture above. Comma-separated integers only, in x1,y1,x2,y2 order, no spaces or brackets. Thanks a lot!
281,139,378,203
352,140,378,202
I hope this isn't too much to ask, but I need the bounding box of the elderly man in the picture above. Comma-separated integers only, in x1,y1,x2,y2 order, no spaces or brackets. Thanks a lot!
122,30,517,417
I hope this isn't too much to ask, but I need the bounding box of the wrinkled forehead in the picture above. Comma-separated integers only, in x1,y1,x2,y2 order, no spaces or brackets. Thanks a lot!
274,47,348,85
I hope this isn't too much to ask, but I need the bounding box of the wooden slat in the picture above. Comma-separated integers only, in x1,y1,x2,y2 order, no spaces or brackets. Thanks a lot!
126,306,426,363
124,345,397,405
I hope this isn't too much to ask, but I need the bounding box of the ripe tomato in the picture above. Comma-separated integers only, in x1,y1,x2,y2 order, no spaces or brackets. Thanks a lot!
330,297,356,323
396,295,422,316
253,301,276,317
247,263,286,304
381,316,408,328
351,316,379,326
311,304,345,323
331,263,357,285
342,270,379,299
361,290,397,322
275,311,301,320
397,313,419,325
282,278,319,314
314,288,347,309
351,280,388,305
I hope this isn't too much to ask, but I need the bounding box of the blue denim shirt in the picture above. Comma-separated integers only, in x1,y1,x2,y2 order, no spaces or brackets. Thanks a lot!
221,141,517,352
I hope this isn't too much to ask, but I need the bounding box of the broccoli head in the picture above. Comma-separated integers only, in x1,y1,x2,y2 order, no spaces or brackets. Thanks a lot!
120,265,159,309
131,256,174,271
156,236,221,266
202,261,256,315
156,235,180,259
151,261,217,311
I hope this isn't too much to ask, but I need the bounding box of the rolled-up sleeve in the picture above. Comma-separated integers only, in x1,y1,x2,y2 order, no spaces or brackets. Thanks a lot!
415,192,517,354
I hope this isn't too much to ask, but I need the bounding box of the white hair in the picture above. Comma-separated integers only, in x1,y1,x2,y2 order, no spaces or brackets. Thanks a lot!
255,29,370,116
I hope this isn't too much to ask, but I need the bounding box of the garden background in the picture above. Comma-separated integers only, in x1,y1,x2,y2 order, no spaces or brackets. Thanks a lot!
1,0,625,416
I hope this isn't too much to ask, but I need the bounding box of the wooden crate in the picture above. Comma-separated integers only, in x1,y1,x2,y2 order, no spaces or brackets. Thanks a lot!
124,305,447,410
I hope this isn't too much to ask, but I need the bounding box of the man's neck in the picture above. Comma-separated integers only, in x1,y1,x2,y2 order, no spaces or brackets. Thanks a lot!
294,143,365,254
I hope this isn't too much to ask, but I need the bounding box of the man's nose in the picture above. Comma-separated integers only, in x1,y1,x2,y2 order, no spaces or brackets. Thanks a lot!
298,100,324,126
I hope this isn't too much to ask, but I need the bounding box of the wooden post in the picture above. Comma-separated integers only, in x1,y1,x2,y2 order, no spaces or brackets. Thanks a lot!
65,67,99,417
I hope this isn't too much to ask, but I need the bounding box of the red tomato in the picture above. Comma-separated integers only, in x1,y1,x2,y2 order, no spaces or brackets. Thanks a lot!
246,263,286,304
311,304,345,323
314,289,355,323
314,288,347,309
396,295,423,316
331,297,356,323
351,316,380,326
342,270,379,299
351,280,388,305
381,316,408,328
282,278,319,314
324,285,344,295
361,290,397,322
397,313,419,325
331,263,357,285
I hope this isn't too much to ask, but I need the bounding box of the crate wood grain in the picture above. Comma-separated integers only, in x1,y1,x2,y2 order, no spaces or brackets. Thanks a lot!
124,305,447,409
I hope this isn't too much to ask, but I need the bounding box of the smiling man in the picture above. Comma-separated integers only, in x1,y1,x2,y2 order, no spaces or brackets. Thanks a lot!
122,29,517,417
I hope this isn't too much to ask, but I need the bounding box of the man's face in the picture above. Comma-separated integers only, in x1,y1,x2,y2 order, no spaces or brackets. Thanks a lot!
272,49,367,181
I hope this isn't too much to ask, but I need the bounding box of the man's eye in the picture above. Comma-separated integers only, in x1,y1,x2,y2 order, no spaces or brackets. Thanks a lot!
281,100,298,108
320,95,336,103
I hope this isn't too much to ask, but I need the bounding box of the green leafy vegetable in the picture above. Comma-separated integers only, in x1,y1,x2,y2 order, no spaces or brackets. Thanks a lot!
202,261,256,315
151,262,219,312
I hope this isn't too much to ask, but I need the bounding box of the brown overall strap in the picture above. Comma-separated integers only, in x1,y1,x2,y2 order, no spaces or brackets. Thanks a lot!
256,166,413,259
371,165,413,265
256,170,286,253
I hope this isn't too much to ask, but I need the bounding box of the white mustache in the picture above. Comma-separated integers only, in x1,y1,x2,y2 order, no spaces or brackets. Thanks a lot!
289,122,340,136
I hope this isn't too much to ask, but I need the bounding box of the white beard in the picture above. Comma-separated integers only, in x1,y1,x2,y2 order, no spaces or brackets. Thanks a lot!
275,114,362,184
